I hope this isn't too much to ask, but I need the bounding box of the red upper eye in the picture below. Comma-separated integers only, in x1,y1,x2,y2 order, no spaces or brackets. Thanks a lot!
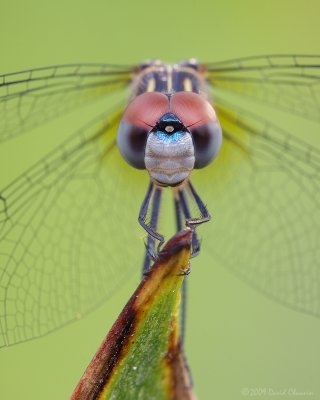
122,92,170,127
170,92,217,128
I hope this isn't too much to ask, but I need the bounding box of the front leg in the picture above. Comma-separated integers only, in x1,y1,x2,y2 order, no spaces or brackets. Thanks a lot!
176,180,211,258
139,182,163,275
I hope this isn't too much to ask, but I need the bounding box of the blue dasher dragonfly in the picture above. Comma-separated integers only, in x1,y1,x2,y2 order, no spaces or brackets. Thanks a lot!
0,55,319,347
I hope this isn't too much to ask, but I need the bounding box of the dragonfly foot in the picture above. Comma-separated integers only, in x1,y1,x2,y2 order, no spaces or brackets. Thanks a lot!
177,264,191,276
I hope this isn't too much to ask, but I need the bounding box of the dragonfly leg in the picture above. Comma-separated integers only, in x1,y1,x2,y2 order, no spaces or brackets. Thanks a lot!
177,188,201,258
139,182,163,275
174,179,211,257
185,180,211,228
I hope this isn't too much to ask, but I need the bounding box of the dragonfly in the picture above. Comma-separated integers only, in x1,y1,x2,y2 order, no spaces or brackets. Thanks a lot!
0,55,319,348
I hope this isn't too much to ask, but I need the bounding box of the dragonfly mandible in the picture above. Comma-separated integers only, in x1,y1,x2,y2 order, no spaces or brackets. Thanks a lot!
0,55,319,347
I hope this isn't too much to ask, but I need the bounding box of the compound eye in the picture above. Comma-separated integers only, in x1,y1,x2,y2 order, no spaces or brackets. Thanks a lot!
190,121,222,168
117,92,170,169
117,121,148,169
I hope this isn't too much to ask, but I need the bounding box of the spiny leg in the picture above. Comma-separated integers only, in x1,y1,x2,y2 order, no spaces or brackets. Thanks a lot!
142,187,162,274
139,182,163,275
178,188,201,257
185,180,211,227
177,179,211,257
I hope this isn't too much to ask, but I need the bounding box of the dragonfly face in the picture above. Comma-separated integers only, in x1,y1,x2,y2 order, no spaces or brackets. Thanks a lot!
0,55,319,347
117,90,222,186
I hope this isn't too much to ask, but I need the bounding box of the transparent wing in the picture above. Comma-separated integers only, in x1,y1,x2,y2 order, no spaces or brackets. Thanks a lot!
0,106,147,347
205,55,320,122
0,63,134,142
193,97,320,317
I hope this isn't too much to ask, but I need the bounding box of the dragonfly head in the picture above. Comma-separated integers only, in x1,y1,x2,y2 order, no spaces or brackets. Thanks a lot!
117,92,222,187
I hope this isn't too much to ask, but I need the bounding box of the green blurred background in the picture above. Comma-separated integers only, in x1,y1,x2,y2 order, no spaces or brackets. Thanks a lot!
1,0,320,399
